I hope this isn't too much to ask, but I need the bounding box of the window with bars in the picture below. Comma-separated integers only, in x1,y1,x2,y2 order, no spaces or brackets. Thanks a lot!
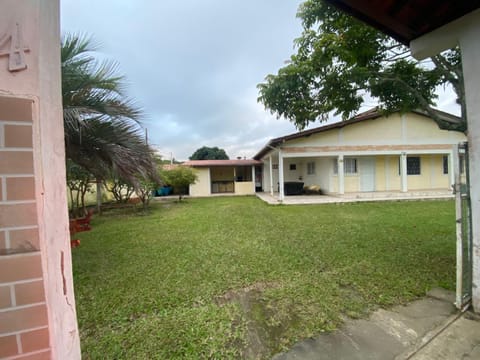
443,155,465,175
289,164,296,171
399,156,421,175
407,157,421,175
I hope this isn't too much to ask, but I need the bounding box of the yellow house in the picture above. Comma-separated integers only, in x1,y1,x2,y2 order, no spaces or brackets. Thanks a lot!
254,109,466,200
183,159,263,197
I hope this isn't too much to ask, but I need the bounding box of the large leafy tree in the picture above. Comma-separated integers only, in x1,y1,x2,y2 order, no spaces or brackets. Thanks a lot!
258,0,465,132
61,34,157,184
189,146,229,160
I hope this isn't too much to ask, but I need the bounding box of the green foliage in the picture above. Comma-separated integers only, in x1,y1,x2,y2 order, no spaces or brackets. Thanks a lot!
161,166,198,200
258,0,465,132
103,177,135,204
66,160,93,217
61,34,158,184
135,176,159,210
73,197,455,358
190,146,229,160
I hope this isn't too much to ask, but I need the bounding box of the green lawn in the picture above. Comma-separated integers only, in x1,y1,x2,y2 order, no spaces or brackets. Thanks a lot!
73,196,456,359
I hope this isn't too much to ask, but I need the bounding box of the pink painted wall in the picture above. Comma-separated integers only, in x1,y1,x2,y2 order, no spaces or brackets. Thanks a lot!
0,1,80,358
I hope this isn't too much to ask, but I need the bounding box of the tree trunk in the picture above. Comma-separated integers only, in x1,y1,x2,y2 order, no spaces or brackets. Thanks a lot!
96,179,102,214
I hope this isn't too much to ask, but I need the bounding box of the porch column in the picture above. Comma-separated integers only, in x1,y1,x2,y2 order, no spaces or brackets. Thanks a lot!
251,165,255,193
269,155,274,196
207,168,211,195
449,150,455,190
278,149,284,201
338,155,344,195
400,152,408,192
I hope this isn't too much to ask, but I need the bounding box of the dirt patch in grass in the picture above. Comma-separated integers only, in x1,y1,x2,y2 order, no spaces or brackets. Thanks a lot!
215,282,298,358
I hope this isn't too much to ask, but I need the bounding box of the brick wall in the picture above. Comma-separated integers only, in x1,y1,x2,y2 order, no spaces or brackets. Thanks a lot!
0,96,51,359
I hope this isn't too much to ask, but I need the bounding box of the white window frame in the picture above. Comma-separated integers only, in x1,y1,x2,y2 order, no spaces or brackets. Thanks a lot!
344,158,358,175
333,158,357,175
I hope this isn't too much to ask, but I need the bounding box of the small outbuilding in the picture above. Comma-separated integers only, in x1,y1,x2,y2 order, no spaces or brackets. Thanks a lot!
183,159,263,197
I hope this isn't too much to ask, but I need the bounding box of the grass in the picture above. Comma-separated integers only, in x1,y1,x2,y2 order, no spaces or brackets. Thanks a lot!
72,196,456,359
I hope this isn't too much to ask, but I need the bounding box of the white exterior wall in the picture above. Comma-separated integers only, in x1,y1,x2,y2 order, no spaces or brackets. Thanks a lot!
189,168,210,197
235,181,255,195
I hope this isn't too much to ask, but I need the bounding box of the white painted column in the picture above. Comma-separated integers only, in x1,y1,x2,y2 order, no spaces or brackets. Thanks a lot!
269,155,274,196
338,155,344,195
400,152,408,192
449,150,455,190
460,25,480,312
207,168,211,195
278,149,284,201
251,165,255,193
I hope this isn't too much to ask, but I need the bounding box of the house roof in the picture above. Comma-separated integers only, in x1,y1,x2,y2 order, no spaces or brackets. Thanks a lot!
323,0,480,45
161,164,179,171
182,159,263,167
253,108,461,160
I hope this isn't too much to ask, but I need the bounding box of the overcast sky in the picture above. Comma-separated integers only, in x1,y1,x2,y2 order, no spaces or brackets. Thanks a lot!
61,0,459,161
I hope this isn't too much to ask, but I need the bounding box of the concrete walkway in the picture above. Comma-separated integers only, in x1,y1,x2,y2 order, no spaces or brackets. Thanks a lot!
257,191,454,205
272,289,480,360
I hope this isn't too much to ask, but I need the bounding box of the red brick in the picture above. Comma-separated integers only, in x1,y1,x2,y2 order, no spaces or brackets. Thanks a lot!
9,228,40,252
4,125,33,148
0,230,5,250
0,285,12,309
0,151,34,174
0,253,42,283
0,203,37,228
20,327,50,353
0,304,48,333
0,97,33,122
6,177,35,201
0,334,18,358
15,280,45,306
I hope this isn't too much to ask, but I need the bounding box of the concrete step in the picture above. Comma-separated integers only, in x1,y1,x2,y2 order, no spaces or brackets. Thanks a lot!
272,289,458,360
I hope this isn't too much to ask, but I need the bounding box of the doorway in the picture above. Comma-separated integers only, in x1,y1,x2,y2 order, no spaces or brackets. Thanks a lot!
360,157,376,192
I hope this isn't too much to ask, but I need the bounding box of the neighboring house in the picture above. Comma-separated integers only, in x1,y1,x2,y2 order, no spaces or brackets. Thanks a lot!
183,159,263,197
254,108,466,200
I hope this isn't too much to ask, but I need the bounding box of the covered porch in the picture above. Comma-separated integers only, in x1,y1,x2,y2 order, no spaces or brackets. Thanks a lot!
257,189,454,205
263,148,457,201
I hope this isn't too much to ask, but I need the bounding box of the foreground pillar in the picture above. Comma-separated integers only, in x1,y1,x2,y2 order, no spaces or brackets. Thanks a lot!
411,8,480,313
0,1,81,358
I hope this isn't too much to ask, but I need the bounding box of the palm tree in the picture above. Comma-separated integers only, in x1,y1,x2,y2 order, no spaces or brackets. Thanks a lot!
61,34,157,184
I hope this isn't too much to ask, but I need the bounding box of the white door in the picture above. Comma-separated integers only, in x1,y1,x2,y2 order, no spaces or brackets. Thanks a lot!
360,158,375,192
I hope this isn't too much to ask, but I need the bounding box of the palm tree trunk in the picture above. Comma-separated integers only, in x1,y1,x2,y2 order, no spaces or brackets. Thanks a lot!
96,179,102,214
